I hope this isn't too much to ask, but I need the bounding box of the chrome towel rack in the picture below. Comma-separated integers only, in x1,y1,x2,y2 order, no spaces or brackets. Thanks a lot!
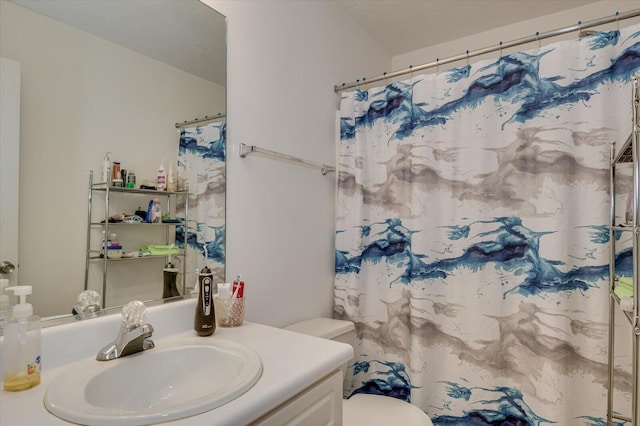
239,143,335,175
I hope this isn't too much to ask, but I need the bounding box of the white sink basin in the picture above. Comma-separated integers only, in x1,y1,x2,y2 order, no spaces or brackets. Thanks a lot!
44,337,262,426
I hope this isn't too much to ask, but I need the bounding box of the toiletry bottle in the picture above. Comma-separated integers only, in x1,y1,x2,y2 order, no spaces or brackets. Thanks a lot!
3,286,41,392
626,190,634,224
167,164,177,192
0,279,10,327
112,161,121,183
157,162,166,191
101,152,111,184
194,266,215,336
151,198,161,223
126,170,136,189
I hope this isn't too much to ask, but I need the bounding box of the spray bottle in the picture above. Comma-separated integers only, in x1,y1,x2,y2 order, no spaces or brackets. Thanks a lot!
3,286,41,392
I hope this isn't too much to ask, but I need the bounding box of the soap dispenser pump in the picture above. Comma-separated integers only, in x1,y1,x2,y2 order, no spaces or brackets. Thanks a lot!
3,285,41,392
101,151,112,184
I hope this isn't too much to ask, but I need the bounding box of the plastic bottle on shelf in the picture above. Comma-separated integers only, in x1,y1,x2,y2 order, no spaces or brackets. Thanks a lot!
112,161,121,185
3,286,41,392
101,152,111,184
126,170,136,189
157,162,166,191
0,279,10,327
151,198,161,223
167,164,177,192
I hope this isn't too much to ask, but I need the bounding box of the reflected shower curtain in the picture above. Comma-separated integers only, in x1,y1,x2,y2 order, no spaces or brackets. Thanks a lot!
335,24,640,425
177,120,226,285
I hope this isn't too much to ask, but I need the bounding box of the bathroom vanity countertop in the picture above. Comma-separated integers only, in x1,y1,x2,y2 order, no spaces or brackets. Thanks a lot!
0,299,353,425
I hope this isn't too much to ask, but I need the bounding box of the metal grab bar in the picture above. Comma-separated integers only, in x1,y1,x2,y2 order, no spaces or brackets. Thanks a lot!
239,143,335,175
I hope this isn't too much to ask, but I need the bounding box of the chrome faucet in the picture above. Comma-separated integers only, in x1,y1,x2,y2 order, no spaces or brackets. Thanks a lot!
96,301,155,361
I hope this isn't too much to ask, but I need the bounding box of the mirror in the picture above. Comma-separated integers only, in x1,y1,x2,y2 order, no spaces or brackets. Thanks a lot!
0,0,226,322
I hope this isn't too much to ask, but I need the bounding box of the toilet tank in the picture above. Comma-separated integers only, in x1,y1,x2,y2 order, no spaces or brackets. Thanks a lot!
284,317,356,349
284,317,356,384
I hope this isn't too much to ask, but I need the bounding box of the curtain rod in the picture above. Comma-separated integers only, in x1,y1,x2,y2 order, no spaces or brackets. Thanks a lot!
334,8,640,92
239,143,335,175
175,113,226,129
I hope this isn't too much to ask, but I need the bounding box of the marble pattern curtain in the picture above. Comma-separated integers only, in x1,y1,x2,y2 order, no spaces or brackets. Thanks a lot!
335,24,640,425
176,120,226,286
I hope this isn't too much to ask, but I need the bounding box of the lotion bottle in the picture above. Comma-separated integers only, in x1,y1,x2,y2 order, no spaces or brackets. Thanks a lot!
157,161,167,191
194,266,215,336
101,152,111,184
0,279,9,327
167,164,177,192
3,285,41,392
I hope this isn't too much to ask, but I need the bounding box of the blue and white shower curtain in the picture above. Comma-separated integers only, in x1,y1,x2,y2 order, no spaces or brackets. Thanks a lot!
177,120,226,285
335,24,640,425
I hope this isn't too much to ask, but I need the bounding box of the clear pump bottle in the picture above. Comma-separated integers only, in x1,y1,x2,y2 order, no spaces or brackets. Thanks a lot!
101,152,111,185
0,279,9,327
3,285,41,392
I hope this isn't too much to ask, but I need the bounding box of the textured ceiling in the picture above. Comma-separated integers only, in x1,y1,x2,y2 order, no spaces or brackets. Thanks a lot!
336,0,603,56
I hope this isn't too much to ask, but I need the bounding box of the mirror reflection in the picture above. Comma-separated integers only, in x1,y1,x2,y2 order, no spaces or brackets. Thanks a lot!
0,0,226,322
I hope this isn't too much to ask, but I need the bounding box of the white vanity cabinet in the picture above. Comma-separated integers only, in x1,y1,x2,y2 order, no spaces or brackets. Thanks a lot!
0,298,352,426
252,370,343,426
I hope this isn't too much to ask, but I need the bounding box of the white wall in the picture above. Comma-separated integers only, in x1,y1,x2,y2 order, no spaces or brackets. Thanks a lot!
205,0,390,327
0,0,225,316
393,0,640,72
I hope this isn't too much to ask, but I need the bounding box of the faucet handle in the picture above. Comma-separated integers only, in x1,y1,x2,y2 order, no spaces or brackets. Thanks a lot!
122,300,147,329
73,290,101,315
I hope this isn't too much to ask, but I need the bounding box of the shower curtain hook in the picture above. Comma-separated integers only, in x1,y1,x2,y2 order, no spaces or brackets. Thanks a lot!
616,11,620,32
362,77,367,90
535,31,540,50
499,41,503,58
383,72,390,86
577,20,582,39
436,58,439,75
409,65,414,80
466,50,469,66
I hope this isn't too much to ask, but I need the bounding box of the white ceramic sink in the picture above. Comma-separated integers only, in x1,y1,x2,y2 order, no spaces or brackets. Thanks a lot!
44,337,262,426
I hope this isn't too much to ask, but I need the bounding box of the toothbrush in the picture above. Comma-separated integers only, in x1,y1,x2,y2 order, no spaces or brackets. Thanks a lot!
231,274,241,301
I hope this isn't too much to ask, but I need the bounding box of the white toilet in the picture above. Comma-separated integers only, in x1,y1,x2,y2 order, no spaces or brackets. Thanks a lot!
284,317,434,426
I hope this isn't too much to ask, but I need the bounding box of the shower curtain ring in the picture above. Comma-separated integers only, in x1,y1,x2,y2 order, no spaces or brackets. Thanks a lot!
577,20,582,39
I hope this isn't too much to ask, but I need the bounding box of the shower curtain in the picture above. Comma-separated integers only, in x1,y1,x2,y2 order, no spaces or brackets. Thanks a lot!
335,24,640,425
176,120,226,286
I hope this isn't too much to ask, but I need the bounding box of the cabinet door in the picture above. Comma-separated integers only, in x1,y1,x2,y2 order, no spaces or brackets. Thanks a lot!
252,370,343,426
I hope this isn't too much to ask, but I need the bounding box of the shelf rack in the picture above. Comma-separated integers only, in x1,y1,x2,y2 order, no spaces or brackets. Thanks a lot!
84,172,188,308
608,76,640,425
